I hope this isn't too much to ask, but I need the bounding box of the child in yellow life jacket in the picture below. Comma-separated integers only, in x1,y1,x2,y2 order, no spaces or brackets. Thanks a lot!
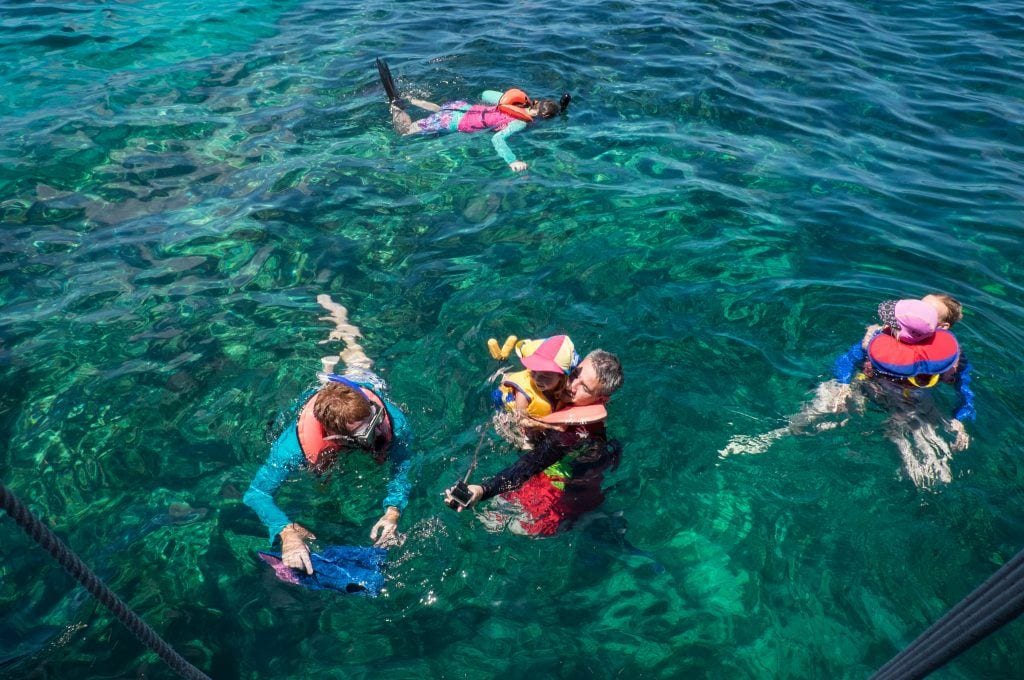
494,335,579,419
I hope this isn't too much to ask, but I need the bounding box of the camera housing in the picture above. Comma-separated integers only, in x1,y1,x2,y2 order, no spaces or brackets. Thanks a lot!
447,481,474,509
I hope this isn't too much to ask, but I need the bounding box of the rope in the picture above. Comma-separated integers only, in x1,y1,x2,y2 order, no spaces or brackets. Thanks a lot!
0,481,212,680
871,547,1024,680
462,419,493,484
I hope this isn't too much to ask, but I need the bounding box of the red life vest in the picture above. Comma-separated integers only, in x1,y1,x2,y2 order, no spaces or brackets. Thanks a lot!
866,329,960,386
296,388,393,465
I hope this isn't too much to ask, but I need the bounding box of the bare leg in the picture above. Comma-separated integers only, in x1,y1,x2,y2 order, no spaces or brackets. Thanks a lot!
316,294,373,373
390,98,443,135
390,104,415,135
407,97,441,112
911,422,953,485
884,404,953,488
719,380,853,458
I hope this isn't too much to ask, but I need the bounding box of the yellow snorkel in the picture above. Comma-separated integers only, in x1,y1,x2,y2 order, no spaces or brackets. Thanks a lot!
487,335,518,361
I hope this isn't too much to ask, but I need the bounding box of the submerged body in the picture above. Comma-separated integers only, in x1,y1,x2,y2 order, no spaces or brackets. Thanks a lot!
477,423,621,536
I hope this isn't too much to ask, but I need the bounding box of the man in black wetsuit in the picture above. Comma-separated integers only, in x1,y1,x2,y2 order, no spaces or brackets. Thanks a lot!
444,349,624,535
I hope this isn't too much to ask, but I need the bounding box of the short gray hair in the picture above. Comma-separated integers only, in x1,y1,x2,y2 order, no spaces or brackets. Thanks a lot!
587,349,623,397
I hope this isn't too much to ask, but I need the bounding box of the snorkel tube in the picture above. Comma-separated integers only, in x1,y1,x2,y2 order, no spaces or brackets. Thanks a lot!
559,93,572,113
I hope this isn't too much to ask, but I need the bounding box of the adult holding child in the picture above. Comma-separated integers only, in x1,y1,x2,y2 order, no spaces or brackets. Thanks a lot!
445,338,625,536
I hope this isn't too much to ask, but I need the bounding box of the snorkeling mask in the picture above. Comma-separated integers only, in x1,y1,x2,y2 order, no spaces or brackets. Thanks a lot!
325,403,386,451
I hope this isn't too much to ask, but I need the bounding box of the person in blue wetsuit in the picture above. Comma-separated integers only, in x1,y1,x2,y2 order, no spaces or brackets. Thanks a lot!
376,58,570,172
830,293,974,449
720,293,976,487
243,295,414,575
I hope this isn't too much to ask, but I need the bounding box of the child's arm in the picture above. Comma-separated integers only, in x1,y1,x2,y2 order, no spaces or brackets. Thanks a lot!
407,97,442,112
491,120,529,171
480,90,502,105
952,356,976,422
940,355,974,451
833,340,868,384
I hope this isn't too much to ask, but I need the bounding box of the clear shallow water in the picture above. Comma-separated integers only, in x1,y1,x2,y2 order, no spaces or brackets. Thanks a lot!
2,0,1024,677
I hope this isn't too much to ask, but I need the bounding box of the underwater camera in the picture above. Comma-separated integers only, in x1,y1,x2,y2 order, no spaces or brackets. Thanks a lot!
446,481,474,510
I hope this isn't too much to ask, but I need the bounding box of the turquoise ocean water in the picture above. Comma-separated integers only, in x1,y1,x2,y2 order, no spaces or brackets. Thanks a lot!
2,0,1024,677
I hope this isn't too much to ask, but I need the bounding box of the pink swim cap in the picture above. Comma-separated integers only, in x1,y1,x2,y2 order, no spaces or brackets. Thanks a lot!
878,299,938,344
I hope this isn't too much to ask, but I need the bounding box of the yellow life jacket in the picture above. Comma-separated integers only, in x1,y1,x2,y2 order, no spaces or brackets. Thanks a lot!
498,369,555,418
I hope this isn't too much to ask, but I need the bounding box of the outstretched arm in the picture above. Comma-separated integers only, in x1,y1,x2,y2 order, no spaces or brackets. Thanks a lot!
243,426,305,543
491,120,529,171
372,404,416,546
951,356,976,423
408,97,441,112
478,430,572,500
833,339,869,384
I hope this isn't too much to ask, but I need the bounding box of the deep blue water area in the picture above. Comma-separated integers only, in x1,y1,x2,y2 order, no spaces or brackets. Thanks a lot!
2,0,1024,678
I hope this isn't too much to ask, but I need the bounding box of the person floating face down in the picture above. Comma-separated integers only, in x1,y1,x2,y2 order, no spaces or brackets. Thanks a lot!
243,375,415,575
833,294,975,450
376,58,570,173
448,348,625,520
496,335,580,420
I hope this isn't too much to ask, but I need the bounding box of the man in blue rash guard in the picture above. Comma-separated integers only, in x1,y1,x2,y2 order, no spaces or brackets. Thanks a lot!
243,296,414,575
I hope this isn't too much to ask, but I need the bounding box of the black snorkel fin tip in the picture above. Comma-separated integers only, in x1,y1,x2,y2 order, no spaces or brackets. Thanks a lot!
375,57,403,108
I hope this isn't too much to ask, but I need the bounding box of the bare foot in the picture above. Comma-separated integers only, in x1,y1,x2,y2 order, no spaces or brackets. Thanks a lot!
316,295,373,371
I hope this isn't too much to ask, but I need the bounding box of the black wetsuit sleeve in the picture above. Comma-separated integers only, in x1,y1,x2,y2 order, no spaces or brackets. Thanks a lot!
478,431,571,501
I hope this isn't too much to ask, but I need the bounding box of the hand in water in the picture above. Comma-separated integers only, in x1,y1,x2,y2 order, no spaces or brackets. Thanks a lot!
818,380,853,414
948,419,970,451
370,508,405,547
510,161,528,172
279,523,315,575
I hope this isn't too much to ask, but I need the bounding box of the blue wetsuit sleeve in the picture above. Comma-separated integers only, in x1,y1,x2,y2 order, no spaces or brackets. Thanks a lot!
381,399,415,512
491,120,528,165
832,340,867,384
953,356,976,422
243,425,305,543
480,90,502,105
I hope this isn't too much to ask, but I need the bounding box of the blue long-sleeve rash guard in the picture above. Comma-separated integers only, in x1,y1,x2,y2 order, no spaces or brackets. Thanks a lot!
831,332,976,422
243,384,415,543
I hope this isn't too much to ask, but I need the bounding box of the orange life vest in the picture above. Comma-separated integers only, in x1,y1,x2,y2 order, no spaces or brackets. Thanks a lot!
496,88,533,122
296,388,392,465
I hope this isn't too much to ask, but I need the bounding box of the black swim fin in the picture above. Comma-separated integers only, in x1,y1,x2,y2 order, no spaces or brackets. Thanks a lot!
375,57,403,108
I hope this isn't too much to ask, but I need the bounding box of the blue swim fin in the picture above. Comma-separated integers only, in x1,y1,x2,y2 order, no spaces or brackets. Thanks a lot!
258,545,387,597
